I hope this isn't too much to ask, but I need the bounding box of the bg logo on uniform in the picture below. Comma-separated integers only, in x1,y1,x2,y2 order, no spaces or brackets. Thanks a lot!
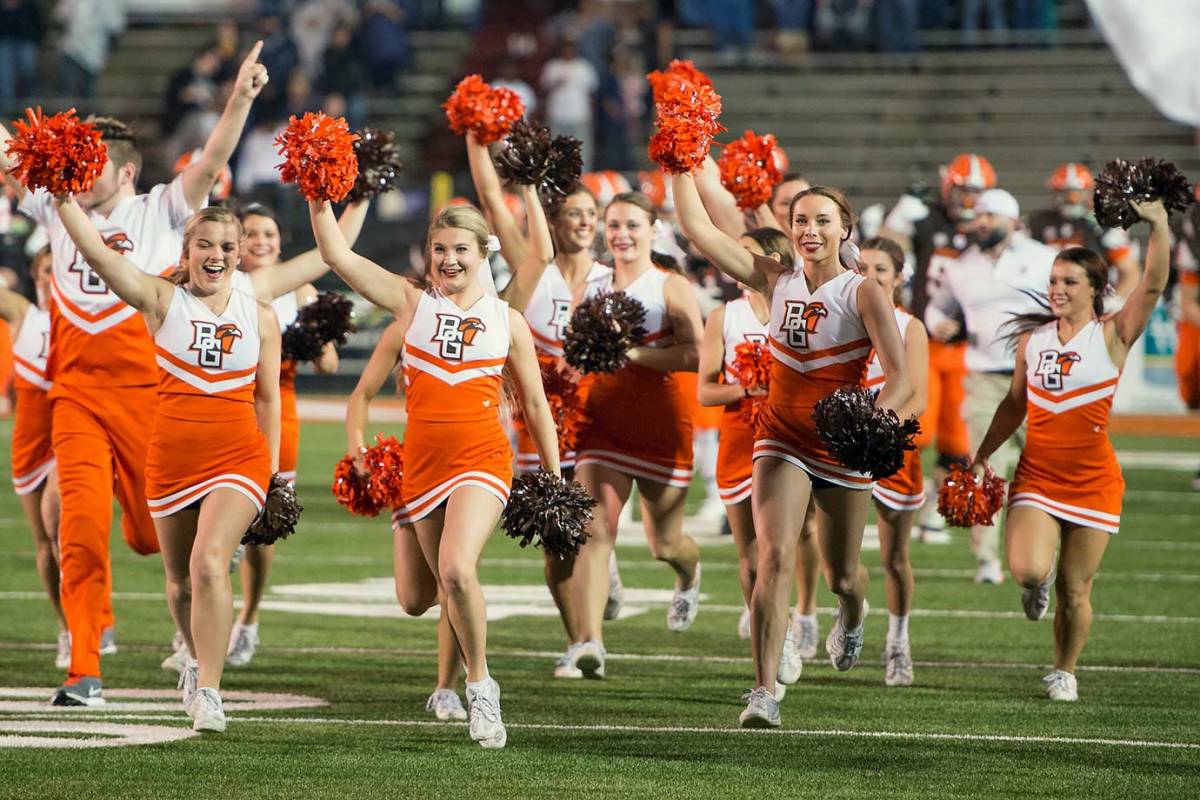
189,321,243,368
550,299,571,339
1035,350,1081,390
780,301,828,349
432,314,486,361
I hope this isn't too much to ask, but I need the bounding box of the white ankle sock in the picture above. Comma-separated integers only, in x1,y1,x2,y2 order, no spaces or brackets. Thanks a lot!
887,613,909,643
794,612,817,627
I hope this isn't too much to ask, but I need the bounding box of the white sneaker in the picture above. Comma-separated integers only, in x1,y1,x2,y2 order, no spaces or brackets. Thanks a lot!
574,640,606,679
1022,566,1055,621
777,625,803,685
55,632,71,670
697,495,725,522
884,639,914,687
774,681,787,702
666,564,701,632
426,688,468,721
738,686,781,728
975,558,1004,585
189,687,227,732
1044,670,1078,701
604,551,624,621
826,600,868,672
553,643,584,679
466,678,507,749
919,526,953,545
226,622,259,667
161,631,189,674
793,614,819,659
737,607,751,640
178,658,199,711
99,626,117,655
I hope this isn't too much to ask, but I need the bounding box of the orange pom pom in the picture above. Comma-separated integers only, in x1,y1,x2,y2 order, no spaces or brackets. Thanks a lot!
936,465,1007,527
332,454,383,517
5,107,107,195
275,112,360,202
646,60,725,174
731,340,771,426
363,434,405,509
443,74,525,145
717,130,783,210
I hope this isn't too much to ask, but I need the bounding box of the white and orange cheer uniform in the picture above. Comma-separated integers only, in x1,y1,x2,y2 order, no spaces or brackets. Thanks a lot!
400,289,514,521
1009,320,1123,533
754,269,874,490
865,308,925,511
515,261,611,473
715,295,767,506
147,285,271,517
10,305,54,495
574,268,694,488
20,179,193,679
272,290,301,483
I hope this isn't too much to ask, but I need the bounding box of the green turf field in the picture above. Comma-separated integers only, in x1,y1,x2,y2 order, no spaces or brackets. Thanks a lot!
1,418,1198,799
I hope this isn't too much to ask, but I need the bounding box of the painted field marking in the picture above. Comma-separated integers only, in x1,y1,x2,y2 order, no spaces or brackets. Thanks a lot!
0,688,327,715
0,720,197,748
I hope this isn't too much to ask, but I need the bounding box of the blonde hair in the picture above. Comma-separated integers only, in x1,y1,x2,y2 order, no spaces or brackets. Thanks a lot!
427,205,490,259
172,207,244,285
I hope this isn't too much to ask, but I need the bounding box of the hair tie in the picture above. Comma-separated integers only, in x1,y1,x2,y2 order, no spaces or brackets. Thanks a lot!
840,239,861,269
487,234,501,253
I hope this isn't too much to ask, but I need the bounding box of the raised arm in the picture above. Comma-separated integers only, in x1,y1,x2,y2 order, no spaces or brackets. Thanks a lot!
251,199,369,301
971,339,1029,471
672,172,783,294
466,131,549,312
698,305,748,407
345,318,406,456
627,272,703,373
1112,200,1170,351
180,41,269,210
53,195,172,326
694,156,748,238
859,278,914,417
0,285,32,327
308,198,414,316
254,300,283,473
507,309,560,476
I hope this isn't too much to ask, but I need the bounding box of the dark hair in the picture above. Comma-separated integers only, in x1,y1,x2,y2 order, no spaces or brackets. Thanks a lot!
550,184,598,220
742,226,794,264
236,202,279,225
605,191,657,224
770,172,810,206
860,237,905,274
1004,246,1109,340
650,250,685,275
87,116,142,182
788,186,855,236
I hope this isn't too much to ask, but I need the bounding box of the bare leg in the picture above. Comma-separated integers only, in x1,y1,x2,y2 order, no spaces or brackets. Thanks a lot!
236,544,274,625
392,522,460,689
1005,505,1060,589
573,463,633,645
1053,524,1110,673
812,487,871,629
793,495,820,616
155,509,201,656
726,498,757,606
545,550,582,642
20,486,67,632
636,477,698,590
876,504,916,618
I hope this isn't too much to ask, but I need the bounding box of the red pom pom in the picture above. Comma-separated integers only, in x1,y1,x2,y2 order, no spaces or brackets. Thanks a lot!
540,358,587,455
275,112,360,202
717,130,783,210
5,107,107,194
364,434,405,508
646,60,725,174
443,74,525,145
332,454,383,517
731,340,771,426
936,465,1007,527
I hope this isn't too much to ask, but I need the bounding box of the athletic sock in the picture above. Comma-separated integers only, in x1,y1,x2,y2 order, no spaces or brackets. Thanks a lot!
887,613,909,644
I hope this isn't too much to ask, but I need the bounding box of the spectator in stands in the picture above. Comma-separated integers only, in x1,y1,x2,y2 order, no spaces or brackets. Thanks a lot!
317,23,368,129
812,0,873,51
540,38,598,170
0,0,44,105
55,0,126,99
705,0,755,65
876,0,921,53
770,0,811,55
213,19,242,77
253,13,299,120
236,116,287,198
491,58,536,119
961,0,1007,48
161,49,225,167
595,49,633,172
1011,0,1056,45
291,0,358,80
358,0,411,91
284,68,316,118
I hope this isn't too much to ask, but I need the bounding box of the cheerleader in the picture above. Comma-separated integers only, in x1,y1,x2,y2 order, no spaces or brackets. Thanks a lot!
674,173,914,727
859,238,929,687
464,131,625,675
345,318,468,721
55,198,280,732
567,191,705,679
972,200,1169,701
309,198,560,748
1,249,74,667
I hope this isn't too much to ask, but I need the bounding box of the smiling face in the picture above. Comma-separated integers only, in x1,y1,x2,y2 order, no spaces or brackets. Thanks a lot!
860,247,902,297
1048,259,1097,318
184,220,242,293
240,212,282,272
429,225,485,294
604,201,654,265
790,194,847,264
553,190,599,255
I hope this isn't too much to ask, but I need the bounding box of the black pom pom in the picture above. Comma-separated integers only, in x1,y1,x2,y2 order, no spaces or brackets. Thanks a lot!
1094,158,1193,230
493,119,583,209
501,471,595,559
280,291,356,362
243,473,303,546
345,127,403,203
812,385,920,481
562,291,647,374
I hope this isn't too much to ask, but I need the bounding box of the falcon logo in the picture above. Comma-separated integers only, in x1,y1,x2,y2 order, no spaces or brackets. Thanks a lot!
550,299,572,339
68,232,135,294
780,301,828,349
189,321,243,368
432,314,487,361
1035,350,1081,390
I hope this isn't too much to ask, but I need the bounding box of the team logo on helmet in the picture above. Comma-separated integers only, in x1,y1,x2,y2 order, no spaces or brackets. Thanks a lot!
433,314,487,361
1035,350,1081,390
780,301,828,349
189,321,243,369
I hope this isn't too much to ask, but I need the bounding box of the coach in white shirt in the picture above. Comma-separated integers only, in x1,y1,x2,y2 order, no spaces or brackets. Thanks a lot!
925,189,1058,584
